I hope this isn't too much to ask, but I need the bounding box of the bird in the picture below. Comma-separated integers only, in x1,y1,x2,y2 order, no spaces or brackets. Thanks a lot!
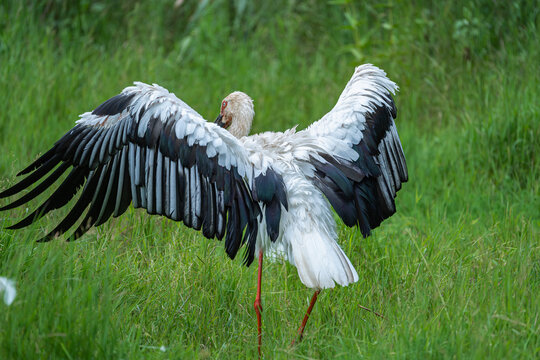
0,64,407,356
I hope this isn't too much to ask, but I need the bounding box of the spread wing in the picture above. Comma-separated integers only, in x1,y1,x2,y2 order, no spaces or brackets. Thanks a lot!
0,82,286,265
302,64,408,237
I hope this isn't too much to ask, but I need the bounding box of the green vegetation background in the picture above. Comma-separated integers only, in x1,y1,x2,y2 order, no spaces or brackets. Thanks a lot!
0,1,538,358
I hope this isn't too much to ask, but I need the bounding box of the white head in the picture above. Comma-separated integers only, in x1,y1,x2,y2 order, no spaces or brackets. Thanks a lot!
214,91,254,138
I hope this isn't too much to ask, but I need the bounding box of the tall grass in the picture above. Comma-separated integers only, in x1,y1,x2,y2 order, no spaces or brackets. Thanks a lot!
1,1,539,358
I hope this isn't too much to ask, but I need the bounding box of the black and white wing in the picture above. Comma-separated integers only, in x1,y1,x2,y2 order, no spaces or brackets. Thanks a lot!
0,82,286,265
302,64,408,237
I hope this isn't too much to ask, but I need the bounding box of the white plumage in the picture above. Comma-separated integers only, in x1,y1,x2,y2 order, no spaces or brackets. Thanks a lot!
242,129,361,289
1,63,407,351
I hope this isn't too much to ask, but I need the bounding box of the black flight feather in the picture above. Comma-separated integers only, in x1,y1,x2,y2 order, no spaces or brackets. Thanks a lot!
92,92,136,116
37,168,102,242
0,154,61,199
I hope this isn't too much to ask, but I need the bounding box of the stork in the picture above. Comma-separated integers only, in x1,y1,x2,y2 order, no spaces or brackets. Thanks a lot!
0,64,407,356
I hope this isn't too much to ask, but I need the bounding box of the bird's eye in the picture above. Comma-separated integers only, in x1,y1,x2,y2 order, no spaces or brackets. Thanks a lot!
221,101,228,111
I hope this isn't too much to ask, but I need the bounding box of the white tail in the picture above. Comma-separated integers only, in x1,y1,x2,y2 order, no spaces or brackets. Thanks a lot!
287,229,359,289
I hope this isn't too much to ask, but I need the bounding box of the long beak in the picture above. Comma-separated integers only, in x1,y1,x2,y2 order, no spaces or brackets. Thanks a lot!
215,114,224,127
215,113,231,129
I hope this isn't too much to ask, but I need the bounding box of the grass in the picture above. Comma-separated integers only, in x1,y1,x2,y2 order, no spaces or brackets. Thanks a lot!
0,1,539,358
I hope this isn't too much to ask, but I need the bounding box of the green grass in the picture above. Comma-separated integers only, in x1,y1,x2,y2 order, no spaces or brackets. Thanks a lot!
1,1,539,359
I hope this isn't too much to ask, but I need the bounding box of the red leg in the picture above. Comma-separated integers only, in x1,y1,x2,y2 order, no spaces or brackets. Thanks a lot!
254,250,263,358
291,290,320,346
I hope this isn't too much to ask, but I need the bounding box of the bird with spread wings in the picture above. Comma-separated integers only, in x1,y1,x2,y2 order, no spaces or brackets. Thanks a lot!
0,64,407,355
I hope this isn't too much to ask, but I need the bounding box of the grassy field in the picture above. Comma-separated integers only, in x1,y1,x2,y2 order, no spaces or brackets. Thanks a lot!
0,1,539,359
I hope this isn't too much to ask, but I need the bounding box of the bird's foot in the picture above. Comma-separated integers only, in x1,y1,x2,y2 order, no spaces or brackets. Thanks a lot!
290,290,321,347
254,297,263,358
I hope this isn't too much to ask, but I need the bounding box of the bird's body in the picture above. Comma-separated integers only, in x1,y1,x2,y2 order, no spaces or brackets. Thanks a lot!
1,64,407,352
241,128,360,289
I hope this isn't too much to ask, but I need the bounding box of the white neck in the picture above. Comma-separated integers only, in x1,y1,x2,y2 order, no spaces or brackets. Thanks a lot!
228,108,253,138
223,92,255,138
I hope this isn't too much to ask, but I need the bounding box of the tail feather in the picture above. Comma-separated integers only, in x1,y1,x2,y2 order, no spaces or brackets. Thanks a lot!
287,229,358,289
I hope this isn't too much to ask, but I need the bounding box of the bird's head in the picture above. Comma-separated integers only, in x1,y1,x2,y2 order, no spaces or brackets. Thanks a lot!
214,91,254,138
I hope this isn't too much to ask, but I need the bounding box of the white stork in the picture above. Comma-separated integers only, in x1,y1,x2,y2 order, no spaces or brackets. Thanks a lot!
0,64,407,355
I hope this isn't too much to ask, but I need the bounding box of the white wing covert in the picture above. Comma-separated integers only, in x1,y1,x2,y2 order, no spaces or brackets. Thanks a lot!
303,64,408,236
0,83,286,265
